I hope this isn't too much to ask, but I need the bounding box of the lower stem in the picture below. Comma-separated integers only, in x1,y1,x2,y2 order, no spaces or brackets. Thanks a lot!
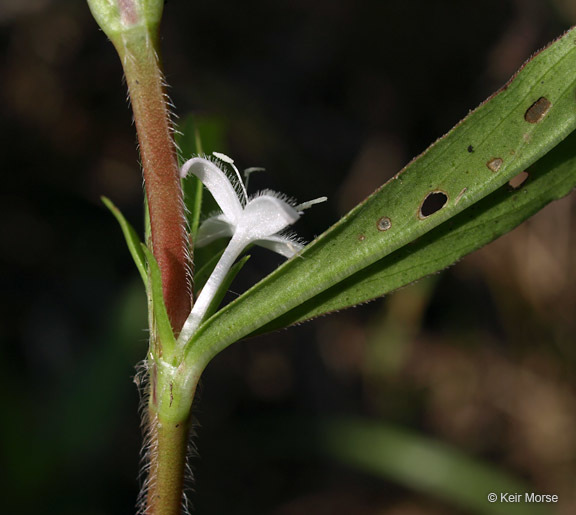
144,411,191,515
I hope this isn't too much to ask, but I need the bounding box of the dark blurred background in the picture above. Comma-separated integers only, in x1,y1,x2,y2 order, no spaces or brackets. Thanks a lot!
2,0,576,514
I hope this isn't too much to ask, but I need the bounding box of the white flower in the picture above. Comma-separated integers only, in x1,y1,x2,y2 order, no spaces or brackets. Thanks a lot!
177,154,326,344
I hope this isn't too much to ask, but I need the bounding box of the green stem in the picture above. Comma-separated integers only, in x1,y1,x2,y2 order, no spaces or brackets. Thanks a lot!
143,360,202,515
144,412,190,515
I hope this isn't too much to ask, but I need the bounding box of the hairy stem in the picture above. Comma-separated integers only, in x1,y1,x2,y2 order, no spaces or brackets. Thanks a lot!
115,27,191,335
142,361,202,515
111,9,193,513
144,412,190,515
87,3,197,512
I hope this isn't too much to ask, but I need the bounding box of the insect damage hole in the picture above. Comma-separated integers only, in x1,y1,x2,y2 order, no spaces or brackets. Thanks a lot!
419,191,448,218
524,97,551,123
377,217,391,231
487,157,503,172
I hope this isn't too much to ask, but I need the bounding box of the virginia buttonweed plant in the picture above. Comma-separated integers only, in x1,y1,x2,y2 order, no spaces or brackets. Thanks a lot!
87,1,576,513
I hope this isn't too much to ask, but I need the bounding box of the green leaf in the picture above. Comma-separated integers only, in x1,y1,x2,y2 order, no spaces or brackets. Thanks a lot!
178,116,204,240
183,27,576,364
101,196,147,285
316,417,551,515
256,130,576,332
226,415,549,515
141,245,177,359
183,175,204,241
144,195,151,246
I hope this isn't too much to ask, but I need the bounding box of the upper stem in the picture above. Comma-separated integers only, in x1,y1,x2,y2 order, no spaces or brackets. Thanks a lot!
114,26,191,335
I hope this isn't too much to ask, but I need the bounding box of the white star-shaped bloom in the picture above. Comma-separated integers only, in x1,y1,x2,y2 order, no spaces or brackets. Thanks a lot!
177,154,325,343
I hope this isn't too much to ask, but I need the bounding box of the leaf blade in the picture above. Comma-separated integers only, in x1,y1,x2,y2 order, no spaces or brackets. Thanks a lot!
141,244,177,359
255,130,576,332
101,196,147,285
185,27,576,364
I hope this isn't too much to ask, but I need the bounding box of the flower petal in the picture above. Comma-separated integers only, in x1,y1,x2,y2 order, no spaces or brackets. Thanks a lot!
180,157,243,223
256,234,304,258
196,214,234,247
236,195,300,241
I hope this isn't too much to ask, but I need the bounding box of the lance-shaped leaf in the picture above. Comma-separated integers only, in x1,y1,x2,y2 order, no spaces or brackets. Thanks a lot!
315,417,550,515
181,27,576,366
141,245,177,360
102,196,147,285
255,130,576,333
231,416,550,515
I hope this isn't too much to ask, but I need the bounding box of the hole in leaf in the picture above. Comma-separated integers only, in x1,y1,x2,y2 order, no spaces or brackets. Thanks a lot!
419,191,448,218
486,157,503,172
509,171,529,189
376,217,392,231
524,97,551,123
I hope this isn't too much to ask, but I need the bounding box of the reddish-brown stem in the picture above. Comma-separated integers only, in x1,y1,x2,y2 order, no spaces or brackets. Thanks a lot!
115,32,191,335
